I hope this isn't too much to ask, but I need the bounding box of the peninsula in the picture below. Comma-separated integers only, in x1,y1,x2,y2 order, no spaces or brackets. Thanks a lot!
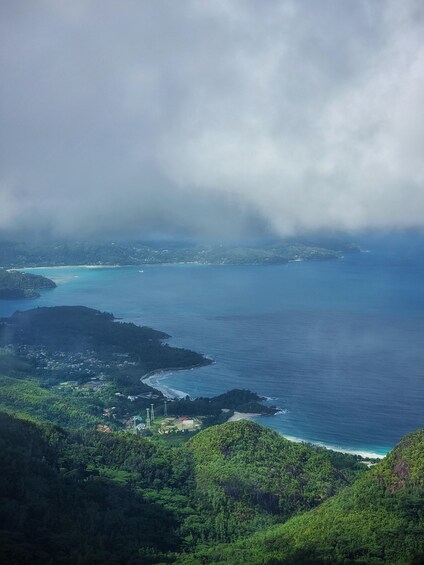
0,268,56,299
0,305,275,431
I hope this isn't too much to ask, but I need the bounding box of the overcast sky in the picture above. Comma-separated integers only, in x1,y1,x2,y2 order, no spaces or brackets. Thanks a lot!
1,0,424,240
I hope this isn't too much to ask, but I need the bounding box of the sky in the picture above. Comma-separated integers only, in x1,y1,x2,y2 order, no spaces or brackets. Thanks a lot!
1,0,424,241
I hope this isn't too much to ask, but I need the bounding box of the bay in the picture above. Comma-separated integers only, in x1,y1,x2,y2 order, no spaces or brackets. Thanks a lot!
1,235,423,458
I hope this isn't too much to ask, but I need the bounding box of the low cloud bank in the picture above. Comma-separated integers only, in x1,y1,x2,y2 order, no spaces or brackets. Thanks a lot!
1,1,423,240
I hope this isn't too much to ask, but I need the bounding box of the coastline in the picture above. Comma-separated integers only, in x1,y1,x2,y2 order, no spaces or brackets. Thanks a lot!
275,431,386,459
21,265,123,270
228,411,261,422
141,367,202,400
19,263,391,460
141,370,387,459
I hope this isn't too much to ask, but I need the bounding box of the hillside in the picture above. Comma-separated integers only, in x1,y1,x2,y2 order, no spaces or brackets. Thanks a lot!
0,408,422,564
0,305,422,564
185,429,424,564
185,421,365,542
0,414,366,564
0,268,56,299
0,411,189,564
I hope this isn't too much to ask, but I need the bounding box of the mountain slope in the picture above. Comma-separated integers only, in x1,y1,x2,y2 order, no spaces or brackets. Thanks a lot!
0,414,365,564
183,429,424,564
1,410,422,565
0,411,191,564
185,420,365,542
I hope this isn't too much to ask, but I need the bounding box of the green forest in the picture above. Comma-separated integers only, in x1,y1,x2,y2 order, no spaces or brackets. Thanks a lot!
0,305,423,564
0,306,209,376
1,414,423,564
0,268,56,300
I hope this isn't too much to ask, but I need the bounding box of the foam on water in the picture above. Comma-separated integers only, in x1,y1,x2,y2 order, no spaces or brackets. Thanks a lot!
276,433,386,459
142,372,188,400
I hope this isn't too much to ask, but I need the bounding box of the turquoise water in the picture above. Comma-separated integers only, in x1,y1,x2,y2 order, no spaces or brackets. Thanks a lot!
1,236,423,457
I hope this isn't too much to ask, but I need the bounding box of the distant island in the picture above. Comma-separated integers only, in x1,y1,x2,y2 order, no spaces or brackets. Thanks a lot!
0,268,56,300
0,238,360,268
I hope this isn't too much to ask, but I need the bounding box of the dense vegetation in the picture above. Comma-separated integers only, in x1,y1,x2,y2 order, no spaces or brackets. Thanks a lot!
0,412,189,564
184,421,366,542
0,306,208,375
0,303,422,564
0,268,56,299
0,239,359,268
1,411,422,564
0,414,369,564
186,429,424,564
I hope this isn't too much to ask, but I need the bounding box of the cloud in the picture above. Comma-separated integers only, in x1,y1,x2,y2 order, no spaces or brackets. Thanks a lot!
1,0,423,240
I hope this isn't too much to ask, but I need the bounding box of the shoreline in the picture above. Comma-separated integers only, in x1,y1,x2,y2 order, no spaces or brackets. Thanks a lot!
141,366,205,400
228,411,261,422
18,263,389,460
141,370,387,459
20,265,123,270
17,259,330,271
275,431,386,459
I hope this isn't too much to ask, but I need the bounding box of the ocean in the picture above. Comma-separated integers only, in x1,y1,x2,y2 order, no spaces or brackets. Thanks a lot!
1,234,423,458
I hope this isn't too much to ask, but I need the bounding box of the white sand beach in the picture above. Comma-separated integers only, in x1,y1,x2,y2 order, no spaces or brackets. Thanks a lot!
228,411,261,422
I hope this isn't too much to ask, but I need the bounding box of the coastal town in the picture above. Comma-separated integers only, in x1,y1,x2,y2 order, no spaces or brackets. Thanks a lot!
0,306,277,442
3,343,205,436
0,341,244,438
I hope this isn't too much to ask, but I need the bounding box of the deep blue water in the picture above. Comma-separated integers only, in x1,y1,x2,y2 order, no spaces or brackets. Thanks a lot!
1,236,423,457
